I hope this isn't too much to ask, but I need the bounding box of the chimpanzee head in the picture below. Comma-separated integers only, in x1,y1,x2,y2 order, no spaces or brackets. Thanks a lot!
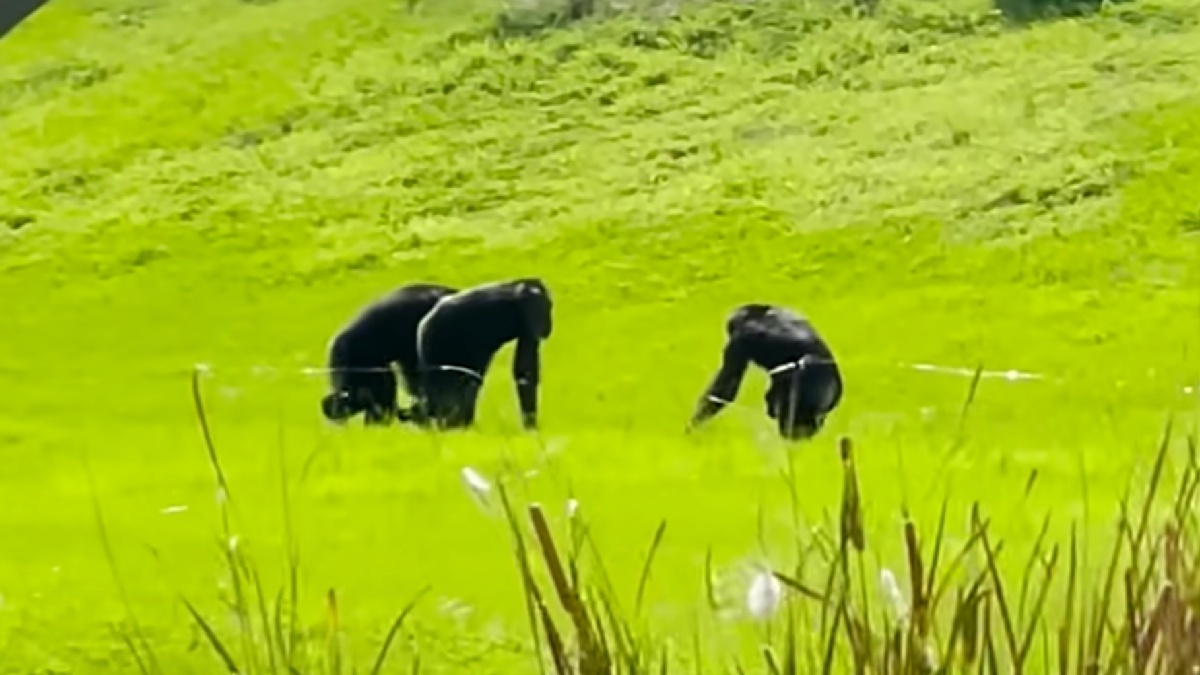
321,386,388,424
321,390,356,423
764,356,842,441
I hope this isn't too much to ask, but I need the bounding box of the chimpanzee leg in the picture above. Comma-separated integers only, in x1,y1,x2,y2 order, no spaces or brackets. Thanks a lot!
453,379,482,428
419,369,447,426
421,369,481,430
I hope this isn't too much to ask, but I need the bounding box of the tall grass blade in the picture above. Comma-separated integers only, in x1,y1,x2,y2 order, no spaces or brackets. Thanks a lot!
839,438,866,553
1016,544,1059,667
182,596,242,673
327,589,343,675
979,519,1021,672
635,519,668,616
772,570,829,604
496,482,550,675
369,585,431,675
924,495,951,607
191,367,235,507
83,450,161,675
113,628,154,675
704,547,719,612
1016,515,1052,625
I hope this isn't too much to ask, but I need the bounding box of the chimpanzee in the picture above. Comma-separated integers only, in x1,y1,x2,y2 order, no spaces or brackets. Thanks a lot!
687,303,843,440
321,282,458,426
413,277,553,430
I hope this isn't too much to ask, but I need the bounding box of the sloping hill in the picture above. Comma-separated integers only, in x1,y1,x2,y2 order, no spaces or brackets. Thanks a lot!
2,0,1200,670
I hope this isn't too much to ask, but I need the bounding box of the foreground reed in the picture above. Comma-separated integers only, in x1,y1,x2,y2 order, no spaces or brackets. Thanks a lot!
496,428,1199,675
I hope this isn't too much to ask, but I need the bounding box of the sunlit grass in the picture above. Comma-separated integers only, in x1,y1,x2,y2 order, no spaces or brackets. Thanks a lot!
2,0,1200,670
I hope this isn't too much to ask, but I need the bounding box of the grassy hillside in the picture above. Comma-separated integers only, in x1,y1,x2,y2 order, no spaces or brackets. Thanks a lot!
2,0,1200,671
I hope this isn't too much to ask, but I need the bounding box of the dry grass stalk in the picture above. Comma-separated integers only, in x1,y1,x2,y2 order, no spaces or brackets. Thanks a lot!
757,422,1200,675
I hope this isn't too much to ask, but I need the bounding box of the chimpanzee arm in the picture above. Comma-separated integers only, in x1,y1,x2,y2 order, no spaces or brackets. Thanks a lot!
688,339,751,430
513,335,541,430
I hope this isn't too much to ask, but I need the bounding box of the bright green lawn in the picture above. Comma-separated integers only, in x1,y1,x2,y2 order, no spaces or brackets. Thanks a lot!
2,0,1200,670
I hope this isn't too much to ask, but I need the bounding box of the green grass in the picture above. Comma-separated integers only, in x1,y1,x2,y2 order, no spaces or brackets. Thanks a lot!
2,0,1200,670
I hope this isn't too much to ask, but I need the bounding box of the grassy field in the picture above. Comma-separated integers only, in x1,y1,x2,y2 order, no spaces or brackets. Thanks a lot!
2,0,1200,671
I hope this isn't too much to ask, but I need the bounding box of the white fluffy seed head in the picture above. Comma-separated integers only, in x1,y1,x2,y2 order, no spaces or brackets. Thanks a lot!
746,570,782,621
460,467,491,496
460,467,496,517
879,568,909,623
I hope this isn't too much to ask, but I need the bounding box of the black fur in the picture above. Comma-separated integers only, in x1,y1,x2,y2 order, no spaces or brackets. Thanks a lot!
322,282,457,426
414,277,553,430
687,303,843,440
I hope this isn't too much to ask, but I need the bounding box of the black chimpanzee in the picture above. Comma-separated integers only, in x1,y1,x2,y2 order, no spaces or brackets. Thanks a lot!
687,303,843,440
321,282,458,426
413,277,553,430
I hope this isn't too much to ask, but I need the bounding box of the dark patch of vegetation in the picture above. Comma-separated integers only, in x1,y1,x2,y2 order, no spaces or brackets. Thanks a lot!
1105,1,1198,31
1178,212,1200,235
2,213,34,231
973,162,1137,218
993,0,1133,24
491,0,603,40
0,60,114,112
485,0,1114,50
91,3,158,29
19,167,104,201
620,23,737,60
122,245,169,268
883,5,1004,38
223,108,309,148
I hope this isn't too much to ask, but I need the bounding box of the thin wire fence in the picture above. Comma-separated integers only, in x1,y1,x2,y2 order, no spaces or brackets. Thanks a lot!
153,359,1200,399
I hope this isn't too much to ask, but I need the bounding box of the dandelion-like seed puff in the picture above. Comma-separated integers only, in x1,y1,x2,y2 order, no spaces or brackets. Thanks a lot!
879,568,909,625
746,569,782,621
